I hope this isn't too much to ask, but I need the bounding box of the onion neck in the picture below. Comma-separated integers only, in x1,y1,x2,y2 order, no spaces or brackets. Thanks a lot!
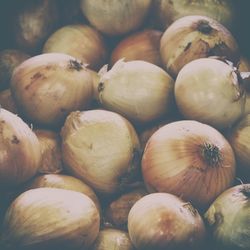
200,143,222,167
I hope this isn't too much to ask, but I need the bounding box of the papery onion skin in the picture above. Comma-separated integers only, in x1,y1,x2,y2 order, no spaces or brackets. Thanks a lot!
174,58,245,129
204,184,250,250
128,192,206,250
142,120,236,210
0,187,100,250
0,89,18,114
0,108,41,188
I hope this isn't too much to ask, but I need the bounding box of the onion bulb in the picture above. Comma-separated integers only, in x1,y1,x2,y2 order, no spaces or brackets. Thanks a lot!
97,59,175,124
174,58,245,129
0,108,41,188
204,184,250,249
128,192,206,250
0,89,18,114
0,187,100,250
43,24,108,71
11,53,93,127
61,109,142,195
142,120,236,210
80,0,152,36
160,15,240,77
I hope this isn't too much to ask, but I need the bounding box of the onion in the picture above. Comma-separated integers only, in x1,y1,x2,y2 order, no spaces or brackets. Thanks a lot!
0,89,18,114
160,15,240,77
10,53,93,128
61,109,142,195
0,187,100,249
43,24,108,71
34,129,63,174
0,108,41,188
128,192,206,250
80,0,152,36
142,120,236,210
204,184,250,250
110,29,163,67
174,58,245,129
97,59,175,124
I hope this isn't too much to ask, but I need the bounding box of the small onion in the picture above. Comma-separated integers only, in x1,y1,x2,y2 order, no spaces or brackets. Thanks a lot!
0,108,41,188
142,120,236,210
97,60,175,124
80,0,152,36
0,89,18,114
128,192,206,250
43,24,108,71
0,187,100,250
11,53,93,127
174,58,245,129
160,15,240,77
204,184,250,249
61,109,142,195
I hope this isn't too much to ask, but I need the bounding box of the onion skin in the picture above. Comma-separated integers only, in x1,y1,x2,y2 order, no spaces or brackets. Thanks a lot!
142,120,236,210
0,187,100,250
0,89,18,114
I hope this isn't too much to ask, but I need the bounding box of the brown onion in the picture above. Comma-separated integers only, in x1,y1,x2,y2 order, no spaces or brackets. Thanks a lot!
142,120,236,210
0,89,18,114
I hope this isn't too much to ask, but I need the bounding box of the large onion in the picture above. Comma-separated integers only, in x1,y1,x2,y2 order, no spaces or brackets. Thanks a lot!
128,192,206,250
11,53,93,127
142,120,236,210
61,109,142,195
0,108,41,188
174,58,245,129
0,187,100,249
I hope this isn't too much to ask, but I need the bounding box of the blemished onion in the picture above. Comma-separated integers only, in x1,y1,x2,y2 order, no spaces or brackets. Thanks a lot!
204,184,250,250
174,58,245,129
43,24,108,71
0,108,41,188
97,59,175,124
61,109,142,195
0,187,100,250
0,89,18,114
160,15,240,77
110,29,163,67
128,192,206,250
34,129,63,174
90,228,134,250
10,53,93,127
80,0,152,36
142,120,236,210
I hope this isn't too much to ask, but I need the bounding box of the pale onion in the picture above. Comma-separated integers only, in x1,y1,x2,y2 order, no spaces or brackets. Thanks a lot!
61,109,142,195
174,58,245,129
80,0,152,36
160,15,240,77
11,53,93,127
142,120,236,210
97,59,175,124
110,29,163,67
0,89,18,114
33,129,63,174
128,192,206,249
26,173,101,214
0,188,100,249
90,228,134,250
43,24,108,71
204,184,250,249
0,108,41,188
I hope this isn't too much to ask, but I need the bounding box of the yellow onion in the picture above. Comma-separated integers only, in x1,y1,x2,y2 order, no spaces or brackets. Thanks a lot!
80,0,152,36
61,109,141,195
34,129,63,174
11,53,93,127
128,193,206,250
160,15,240,77
0,108,41,188
175,58,245,129
90,228,134,250
0,187,100,250
110,29,163,67
0,89,18,114
142,120,236,210
97,59,175,124
43,24,108,71
204,184,250,249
